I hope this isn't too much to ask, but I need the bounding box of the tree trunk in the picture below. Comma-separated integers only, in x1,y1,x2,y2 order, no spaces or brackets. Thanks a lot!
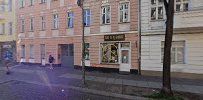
161,0,174,96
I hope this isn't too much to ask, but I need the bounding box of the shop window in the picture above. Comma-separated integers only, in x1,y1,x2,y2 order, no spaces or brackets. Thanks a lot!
30,45,34,59
85,43,90,60
100,43,118,64
161,41,185,64
21,45,25,58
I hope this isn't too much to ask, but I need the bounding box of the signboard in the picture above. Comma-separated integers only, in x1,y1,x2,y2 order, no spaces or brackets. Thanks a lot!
104,34,125,41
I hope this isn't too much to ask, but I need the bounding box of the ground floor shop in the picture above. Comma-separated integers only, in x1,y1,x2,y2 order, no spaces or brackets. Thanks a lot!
141,33,203,74
17,33,139,73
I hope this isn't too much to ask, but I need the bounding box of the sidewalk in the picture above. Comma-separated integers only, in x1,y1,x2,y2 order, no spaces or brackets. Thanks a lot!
0,64,202,99
60,72,203,94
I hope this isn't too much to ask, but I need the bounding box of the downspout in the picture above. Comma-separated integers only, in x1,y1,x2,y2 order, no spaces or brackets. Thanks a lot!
138,0,142,75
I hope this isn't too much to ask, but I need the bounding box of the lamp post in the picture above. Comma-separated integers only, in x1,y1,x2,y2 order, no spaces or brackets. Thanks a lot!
77,0,86,86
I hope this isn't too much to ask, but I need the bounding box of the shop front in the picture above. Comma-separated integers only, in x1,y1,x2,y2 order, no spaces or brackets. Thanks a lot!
86,33,138,73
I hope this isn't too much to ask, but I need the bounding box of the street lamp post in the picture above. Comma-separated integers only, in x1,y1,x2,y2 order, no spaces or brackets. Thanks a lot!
77,0,86,86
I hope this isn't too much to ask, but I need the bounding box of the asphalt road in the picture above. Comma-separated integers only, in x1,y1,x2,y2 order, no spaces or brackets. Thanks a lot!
0,80,125,100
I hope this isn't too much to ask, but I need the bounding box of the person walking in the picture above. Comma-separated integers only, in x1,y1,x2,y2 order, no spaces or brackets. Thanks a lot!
48,55,54,69
4,50,12,74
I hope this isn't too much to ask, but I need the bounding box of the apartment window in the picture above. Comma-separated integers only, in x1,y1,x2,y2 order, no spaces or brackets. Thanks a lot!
53,14,59,29
41,0,47,3
19,0,25,8
30,0,34,6
84,9,90,27
175,0,189,12
41,16,46,30
151,0,164,20
21,45,25,58
21,19,25,33
8,0,12,11
30,18,34,31
8,22,12,35
67,12,74,28
30,45,34,59
161,41,185,64
85,43,90,60
101,6,111,24
119,2,130,23
100,43,119,64
0,23,5,35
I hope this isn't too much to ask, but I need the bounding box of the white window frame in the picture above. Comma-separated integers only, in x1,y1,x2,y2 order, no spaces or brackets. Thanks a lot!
53,14,59,29
19,0,25,8
84,9,91,27
175,0,189,12
161,41,185,64
101,5,111,24
8,22,12,35
30,44,34,59
30,17,34,31
119,2,130,23
21,19,25,33
67,12,74,28
21,45,26,58
41,16,46,30
150,0,164,20
41,0,46,3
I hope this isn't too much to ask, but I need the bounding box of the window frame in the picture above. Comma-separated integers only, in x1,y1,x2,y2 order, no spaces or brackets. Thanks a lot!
53,14,59,29
41,16,46,30
8,22,12,35
119,2,130,23
175,0,189,12
29,44,34,59
150,0,164,21
101,5,111,25
67,12,74,28
84,9,91,27
21,19,25,33
30,17,34,31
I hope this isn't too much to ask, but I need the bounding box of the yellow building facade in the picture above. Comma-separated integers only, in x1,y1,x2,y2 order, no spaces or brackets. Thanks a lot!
0,0,16,61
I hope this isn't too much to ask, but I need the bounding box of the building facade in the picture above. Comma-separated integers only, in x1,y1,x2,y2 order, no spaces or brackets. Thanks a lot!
16,0,139,72
0,0,16,62
141,0,203,74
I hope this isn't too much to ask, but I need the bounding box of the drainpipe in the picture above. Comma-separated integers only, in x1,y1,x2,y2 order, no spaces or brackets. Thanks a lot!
138,0,142,75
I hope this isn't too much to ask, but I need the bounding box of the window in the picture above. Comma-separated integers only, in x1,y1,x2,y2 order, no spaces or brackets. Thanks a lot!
53,14,59,29
21,19,25,33
161,41,185,64
100,43,118,63
19,0,25,8
30,45,34,58
30,17,34,31
151,0,163,20
119,2,130,23
101,6,110,24
0,23,5,35
41,16,46,30
40,44,45,59
8,0,12,11
67,12,74,28
0,5,5,12
84,9,90,27
175,0,189,12
85,43,90,60
30,0,34,6
21,45,25,58
8,22,12,35
41,0,46,3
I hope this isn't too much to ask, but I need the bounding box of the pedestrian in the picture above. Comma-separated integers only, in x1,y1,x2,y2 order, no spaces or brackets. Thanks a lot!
48,55,54,69
4,50,11,74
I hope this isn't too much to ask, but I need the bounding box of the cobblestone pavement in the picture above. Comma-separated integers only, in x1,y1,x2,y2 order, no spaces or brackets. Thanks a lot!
0,80,125,100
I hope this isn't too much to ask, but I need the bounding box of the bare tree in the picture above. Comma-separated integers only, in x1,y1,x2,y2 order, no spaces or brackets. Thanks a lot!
161,0,175,96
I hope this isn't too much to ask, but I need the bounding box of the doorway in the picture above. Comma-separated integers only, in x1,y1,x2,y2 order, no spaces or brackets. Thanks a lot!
60,44,74,67
119,42,131,72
